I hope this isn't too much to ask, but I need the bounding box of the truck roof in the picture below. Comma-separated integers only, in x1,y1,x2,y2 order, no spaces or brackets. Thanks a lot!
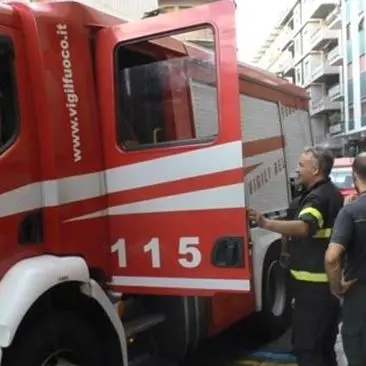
237,62,309,101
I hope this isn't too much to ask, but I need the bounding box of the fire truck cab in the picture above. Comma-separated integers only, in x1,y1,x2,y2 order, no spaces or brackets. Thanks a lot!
0,0,311,364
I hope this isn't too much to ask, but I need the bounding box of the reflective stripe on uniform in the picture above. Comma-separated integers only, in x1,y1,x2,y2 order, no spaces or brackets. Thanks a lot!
290,269,328,283
298,207,324,228
313,228,332,238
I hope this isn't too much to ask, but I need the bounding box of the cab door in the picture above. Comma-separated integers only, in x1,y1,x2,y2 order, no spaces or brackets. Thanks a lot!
95,0,251,295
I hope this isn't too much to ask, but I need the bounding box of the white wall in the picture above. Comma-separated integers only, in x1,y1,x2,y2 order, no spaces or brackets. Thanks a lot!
311,115,327,143
302,20,321,55
307,84,326,101
76,0,158,20
293,3,302,31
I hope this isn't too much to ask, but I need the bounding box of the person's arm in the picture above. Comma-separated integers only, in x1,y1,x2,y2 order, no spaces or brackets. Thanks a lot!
249,195,323,237
261,218,309,236
325,208,353,295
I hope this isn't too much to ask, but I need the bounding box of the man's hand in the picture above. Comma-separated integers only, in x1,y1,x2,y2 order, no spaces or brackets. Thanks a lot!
331,274,357,298
247,208,267,228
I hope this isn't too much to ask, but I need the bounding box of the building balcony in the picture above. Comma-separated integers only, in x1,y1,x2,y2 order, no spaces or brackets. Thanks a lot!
278,28,294,51
309,27,338,51
328,83,344,101
309,62,339,84
326,6,341,30
281,56,295,76
327,45,343,66
310,96,341,116
306,0,338,20
329,122,345,136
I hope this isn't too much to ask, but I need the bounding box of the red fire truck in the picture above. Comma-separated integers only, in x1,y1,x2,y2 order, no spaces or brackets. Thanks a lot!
0,0,313,364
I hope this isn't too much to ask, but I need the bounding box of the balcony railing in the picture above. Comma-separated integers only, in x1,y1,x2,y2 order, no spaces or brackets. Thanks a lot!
278,28,294,50
329,111,343,124
310,27,322,42
310,61,339,83
310,27,338,50
281,56,294,71
329,122,345,136
310,96,342,115
311,64,323,79
328,83,343,101
326,6,341,29
306,0,339,20
328,45,342,65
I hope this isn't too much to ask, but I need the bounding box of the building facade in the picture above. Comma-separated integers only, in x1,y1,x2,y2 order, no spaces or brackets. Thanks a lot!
157,0,215,48
31,0,158,21
339,0,366,155
252,0,343,153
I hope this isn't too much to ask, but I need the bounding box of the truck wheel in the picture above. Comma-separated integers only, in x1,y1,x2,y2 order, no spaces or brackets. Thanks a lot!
4,311,103,366
259,244,292,340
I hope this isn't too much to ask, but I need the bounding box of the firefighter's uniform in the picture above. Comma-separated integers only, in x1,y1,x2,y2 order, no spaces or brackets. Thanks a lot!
289,178,344,366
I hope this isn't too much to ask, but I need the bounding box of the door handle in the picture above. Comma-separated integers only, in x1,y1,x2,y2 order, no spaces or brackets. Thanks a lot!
211,236,245,268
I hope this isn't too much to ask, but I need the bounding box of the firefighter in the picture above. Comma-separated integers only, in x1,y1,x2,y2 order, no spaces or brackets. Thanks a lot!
248,146,344,366
325,152,366,366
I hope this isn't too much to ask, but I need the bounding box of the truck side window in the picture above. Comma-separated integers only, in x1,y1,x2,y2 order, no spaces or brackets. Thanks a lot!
0,36,18,152
115,27,218,149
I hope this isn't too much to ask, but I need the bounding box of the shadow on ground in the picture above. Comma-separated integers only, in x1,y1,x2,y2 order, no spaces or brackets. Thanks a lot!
184,317,296,366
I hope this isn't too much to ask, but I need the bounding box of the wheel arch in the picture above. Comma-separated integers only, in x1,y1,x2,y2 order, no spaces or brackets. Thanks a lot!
251,229,282,311
7,281,125,366
0,255,127,365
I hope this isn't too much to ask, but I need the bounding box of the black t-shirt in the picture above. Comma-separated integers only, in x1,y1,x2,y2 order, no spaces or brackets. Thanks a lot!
290,179,344,275
330,194,366,283
286,196,301,220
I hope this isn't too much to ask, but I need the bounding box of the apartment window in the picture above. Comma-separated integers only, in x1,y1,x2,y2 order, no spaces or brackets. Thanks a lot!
359,17,365,55
348,104,354,130
359,17,364,32
361,100,366,115
347,42,353,63
346,25,351,40
349,105,354,119
361,72,366,97
347,62,353,78
348,79,354,102
362,100,366,126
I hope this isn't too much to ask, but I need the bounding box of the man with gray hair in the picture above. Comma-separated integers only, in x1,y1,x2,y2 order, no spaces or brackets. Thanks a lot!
248,146,344,366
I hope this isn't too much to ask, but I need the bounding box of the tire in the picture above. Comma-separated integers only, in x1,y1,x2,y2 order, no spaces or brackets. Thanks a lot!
144,296,194,362
256,244,293,341
3,311,103,366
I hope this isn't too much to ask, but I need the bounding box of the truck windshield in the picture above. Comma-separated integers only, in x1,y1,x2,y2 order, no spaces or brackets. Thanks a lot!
114,27,218,149
330,167,354,189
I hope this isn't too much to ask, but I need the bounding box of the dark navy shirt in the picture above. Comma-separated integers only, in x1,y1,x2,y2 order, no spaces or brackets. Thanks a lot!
330,194,366,283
